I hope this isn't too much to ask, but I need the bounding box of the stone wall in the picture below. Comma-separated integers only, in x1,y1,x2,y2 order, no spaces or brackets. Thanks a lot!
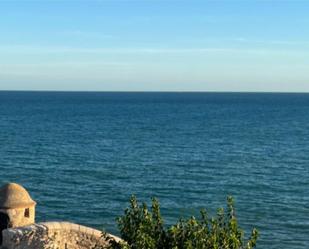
0,206,35,228
1,222,121,249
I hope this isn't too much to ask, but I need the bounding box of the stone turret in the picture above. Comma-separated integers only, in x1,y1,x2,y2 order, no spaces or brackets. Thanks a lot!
0,183,122,249
0,183,36,245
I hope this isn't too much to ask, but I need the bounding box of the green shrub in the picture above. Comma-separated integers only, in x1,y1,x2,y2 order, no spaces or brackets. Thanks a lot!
102,196,258,249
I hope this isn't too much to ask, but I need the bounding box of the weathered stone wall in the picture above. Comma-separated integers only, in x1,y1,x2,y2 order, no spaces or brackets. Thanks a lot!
1,222,121,249
0,206,35,228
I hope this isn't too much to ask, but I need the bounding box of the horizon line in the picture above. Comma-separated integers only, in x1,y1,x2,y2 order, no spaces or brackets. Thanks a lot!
1,90,309,94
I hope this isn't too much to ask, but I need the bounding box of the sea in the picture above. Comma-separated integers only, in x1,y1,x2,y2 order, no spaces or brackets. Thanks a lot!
0,91,308,248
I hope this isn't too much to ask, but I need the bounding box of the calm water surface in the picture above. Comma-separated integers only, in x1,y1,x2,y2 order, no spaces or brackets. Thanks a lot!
0,92,309,248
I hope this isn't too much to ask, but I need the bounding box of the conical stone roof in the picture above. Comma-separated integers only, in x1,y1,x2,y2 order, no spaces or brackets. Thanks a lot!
0,183,36,209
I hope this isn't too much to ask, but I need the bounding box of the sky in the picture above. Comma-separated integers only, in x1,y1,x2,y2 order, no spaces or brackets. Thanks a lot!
0,0,309,92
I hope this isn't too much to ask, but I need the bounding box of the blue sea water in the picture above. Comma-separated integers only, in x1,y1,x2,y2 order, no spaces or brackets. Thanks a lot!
0,91,309,248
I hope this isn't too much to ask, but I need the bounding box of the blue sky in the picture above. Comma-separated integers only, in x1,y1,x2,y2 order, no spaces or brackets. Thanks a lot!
0,0,309,91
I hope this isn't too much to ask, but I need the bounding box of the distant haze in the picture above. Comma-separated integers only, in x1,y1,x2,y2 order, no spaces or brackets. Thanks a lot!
0,1,309,92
